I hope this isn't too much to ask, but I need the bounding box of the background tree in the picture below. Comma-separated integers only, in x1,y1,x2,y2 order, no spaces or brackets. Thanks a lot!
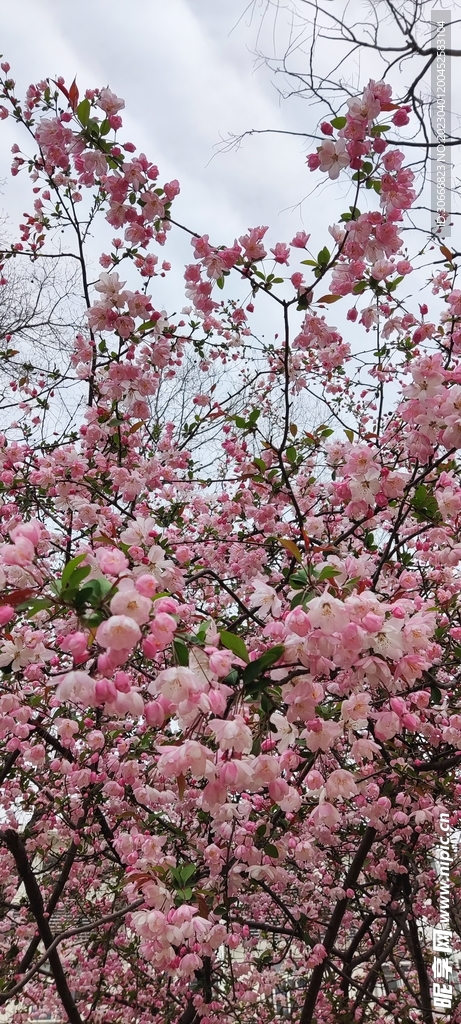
231,0,461,233
0,42,461,1024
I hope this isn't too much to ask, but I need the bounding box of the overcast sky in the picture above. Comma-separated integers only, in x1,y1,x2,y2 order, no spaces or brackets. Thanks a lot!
0,0,355,279
1,1,457,358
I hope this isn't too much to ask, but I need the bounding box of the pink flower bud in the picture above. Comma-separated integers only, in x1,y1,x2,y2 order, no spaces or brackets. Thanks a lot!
285,606,311,636
149,613,177,644
390,697,406,716
135,574,158,597
361,612,383,632
142,636,162,659
114,671,131,693
154,597,180,614
95,678,117,703
10,519,42,546
144,700,165,727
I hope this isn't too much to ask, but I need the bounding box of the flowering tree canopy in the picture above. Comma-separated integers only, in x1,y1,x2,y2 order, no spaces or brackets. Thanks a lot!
0,56,460,1024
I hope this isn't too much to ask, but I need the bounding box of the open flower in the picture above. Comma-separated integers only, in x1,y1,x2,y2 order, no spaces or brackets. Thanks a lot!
208,714,252,753
270,712,298,751
96,615,141,651
318,139,350,179
249,578,282,619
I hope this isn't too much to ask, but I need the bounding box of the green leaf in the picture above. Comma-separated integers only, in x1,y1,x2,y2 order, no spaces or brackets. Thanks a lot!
180,863,196,882
317,246,330,266
61,554,90,591
430,685,442,705
264,843,279,858
365,532,377,551
330,116,347,129
62,566,92,595
289,568,309,590
412,484,440,521
316,566,342,581
173,638,189,667
73,580,104,605
137,319,158,333
76,98,91,126
371,124,390,135
242,645,285,687
220,630,249,664
24,598,53,617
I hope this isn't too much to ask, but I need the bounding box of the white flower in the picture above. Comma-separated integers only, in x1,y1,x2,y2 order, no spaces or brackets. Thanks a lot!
270,712,298,752
249,578,282,619
0,636,53,672
318,139,350,180
120,516,157,547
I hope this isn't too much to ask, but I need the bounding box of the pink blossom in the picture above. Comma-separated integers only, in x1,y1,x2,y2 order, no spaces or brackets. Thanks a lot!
0,537,35,565
135,574,159,597
285,607,311,636
208,714,252,753
325,769,358,800
149,613,177,644
55,670,96,706
157,740,209,779
309,802,340,828
317,139,350,179
149,667,205,704
96,615,142,651
10,519,42,546
268,778,302,812
306,592,350,634
96,547,129,575
374,710,400,741
208,649,234,676
0,605,15,625
239,226,268,262
110,587,152,624
249,578,282,619
392,107,410,127
97,88,125,116
59,631,88,664
270,242,290,265
303,718,342,752
107,689,144,717
291,231,310,247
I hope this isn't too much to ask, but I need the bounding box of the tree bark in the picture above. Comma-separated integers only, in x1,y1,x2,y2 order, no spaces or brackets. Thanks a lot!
1,829,83,1024
299,826,376,1024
